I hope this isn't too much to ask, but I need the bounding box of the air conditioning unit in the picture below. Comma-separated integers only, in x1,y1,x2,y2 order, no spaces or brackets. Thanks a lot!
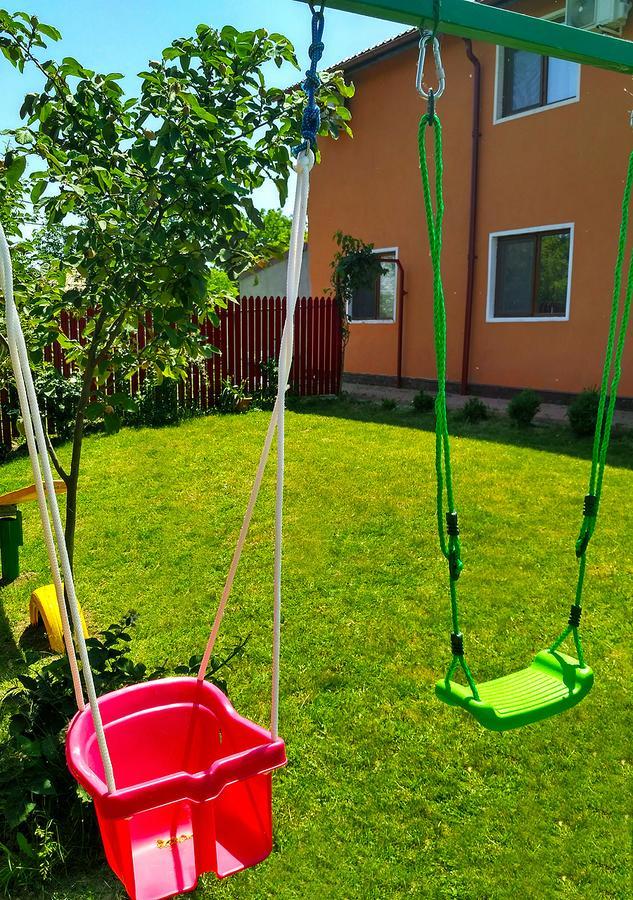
566,0,632,31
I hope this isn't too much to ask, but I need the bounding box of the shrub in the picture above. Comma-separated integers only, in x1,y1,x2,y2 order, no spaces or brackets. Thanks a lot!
508,389,541,426
33,367,82,440
568,389,600,437
381,398,397,411
461,397,488,423
412,389,434,413
0,614,246,893
254,357,279,410
130,374,180,427
217,377,250,414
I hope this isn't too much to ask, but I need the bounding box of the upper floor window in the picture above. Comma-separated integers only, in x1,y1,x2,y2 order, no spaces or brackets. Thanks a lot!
349,249,398,322
495,17,580,122
487,225,573,322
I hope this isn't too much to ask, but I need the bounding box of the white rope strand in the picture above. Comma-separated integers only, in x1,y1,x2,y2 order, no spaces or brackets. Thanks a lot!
197,393,281,680
0,223,116,792
0,229,84,711
271,152,312,738
197,151,314,738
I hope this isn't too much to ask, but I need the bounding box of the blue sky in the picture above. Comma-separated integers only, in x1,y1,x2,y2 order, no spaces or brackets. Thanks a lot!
1,1,404,209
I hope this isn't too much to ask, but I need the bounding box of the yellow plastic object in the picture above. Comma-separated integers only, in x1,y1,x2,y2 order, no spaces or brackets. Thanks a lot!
29,584,88,654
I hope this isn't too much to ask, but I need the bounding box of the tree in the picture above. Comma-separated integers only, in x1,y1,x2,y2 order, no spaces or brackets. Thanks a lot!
0,11,353,569
243,208,294,265
0,181,65,390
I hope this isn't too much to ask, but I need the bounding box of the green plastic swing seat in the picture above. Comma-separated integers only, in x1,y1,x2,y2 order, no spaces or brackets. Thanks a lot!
435,649,594,732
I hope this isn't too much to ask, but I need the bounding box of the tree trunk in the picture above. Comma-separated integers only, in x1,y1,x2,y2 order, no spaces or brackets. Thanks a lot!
63,361,95,572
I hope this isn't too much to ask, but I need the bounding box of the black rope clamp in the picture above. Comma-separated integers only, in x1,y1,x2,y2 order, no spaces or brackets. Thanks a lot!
450,631,464,656
448,547,463,581
568,604,582,628
583,494,598,517
446,511,459,536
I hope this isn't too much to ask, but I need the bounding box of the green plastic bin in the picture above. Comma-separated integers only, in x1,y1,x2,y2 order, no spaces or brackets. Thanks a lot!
0,509,23,584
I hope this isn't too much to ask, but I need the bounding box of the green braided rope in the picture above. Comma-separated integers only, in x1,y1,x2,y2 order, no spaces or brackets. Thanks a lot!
551,151,633,661
419,112,479,701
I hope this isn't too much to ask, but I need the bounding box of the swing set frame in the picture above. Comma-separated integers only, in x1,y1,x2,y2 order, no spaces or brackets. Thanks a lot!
295,0,633,73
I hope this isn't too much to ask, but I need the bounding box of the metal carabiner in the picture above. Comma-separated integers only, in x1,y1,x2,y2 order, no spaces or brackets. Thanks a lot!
416,30,446,101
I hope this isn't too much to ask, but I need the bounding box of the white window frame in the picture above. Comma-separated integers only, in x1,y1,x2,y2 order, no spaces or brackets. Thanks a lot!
486,223,574,323
493,12,581,125
348,246,399,324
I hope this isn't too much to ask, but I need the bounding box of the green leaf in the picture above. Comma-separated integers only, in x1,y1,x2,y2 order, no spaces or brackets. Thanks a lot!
103,409,121,435
28,773,55,795
6,154,26,186
30,179,47,203
84,402,105,421
182,93,218,125
60,56,89,78
16,832,36,858
39,101,53,123
38,22,62,41
8,801,35,829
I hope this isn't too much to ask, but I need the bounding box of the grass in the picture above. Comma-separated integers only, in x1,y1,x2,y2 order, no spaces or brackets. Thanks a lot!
0,397,631,899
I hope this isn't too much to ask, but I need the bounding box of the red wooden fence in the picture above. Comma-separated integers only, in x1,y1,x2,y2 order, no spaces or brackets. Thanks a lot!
0,296,343,449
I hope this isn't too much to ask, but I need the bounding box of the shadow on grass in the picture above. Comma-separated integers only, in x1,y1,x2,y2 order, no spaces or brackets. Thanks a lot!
0,594,22,679
0,580,53,682
288,395,633,471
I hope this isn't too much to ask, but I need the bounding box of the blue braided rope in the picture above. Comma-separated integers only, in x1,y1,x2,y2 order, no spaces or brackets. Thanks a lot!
294,3,325,155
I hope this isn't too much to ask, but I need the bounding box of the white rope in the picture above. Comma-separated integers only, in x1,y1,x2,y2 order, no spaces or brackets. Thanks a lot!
0,223,116,793
0,229,84,711
198,151,314,741
271,153,311,738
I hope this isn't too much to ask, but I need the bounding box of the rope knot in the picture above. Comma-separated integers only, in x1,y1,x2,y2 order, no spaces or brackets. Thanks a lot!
294,4,326,157
310,40,325,61
303,69,321,92
300,105,321,148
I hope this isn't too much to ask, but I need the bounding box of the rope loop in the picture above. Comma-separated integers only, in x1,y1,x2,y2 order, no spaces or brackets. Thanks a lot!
419,110,476,694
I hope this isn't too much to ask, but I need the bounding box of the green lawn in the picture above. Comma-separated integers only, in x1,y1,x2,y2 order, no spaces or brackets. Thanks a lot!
1,398,631,899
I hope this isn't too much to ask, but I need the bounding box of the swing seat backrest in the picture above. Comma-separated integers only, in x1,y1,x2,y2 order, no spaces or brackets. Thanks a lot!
66,678,286,899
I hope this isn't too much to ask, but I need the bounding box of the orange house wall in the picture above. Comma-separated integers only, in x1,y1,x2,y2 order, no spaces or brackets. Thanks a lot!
308,16,633,398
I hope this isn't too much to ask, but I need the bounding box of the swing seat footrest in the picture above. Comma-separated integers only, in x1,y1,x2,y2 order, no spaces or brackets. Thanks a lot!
435,649,594,731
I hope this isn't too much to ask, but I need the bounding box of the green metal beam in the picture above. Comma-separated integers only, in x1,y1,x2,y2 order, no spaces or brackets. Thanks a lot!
295,0,633,73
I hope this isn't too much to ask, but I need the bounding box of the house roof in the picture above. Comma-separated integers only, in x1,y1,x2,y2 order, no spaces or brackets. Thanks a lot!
328,0,519,74
332,28,418,74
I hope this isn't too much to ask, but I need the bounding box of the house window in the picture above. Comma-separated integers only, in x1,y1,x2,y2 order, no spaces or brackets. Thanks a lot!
349,250,398,322
489,226,573,321
496,17,580,121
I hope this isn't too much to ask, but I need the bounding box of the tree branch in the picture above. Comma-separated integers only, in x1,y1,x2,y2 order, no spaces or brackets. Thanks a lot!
44,430,69,483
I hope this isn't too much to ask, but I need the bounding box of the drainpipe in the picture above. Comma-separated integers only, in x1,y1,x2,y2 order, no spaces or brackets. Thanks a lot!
378,256,406,388
461,39,482,396
395,259,406,388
